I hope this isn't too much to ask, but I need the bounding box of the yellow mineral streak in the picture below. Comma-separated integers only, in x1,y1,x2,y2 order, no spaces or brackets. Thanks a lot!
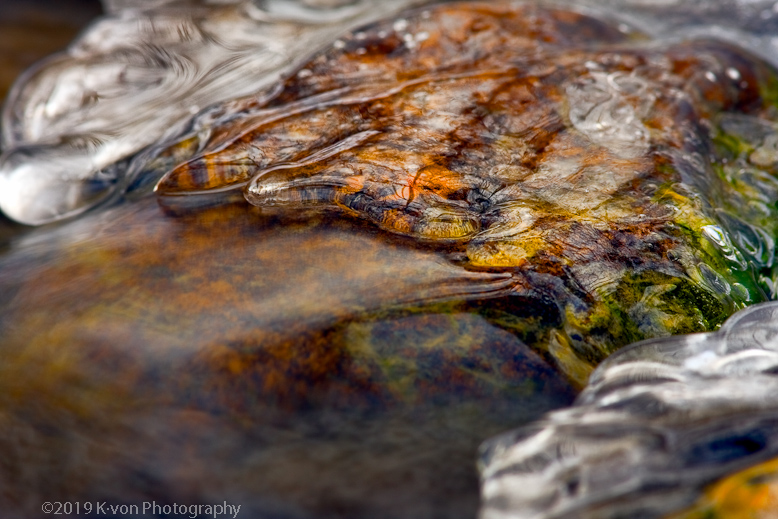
669,458,778,519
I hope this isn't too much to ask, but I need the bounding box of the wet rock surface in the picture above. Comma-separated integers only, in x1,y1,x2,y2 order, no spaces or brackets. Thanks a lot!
146,2,778,384
0,196,575,518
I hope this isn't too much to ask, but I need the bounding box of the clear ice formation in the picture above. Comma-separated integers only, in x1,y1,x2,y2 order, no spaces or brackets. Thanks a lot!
479,300,778,519
0,0,421,225
6,0,778,226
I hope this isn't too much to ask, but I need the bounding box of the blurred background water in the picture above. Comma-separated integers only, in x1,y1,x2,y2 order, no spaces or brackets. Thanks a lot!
0,0,102,102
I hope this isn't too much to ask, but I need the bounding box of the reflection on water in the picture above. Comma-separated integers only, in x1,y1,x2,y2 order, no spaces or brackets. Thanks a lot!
2,1,778,518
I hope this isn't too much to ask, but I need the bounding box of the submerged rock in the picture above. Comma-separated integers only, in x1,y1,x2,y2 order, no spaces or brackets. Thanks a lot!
0,197,575,518
145,2,778,385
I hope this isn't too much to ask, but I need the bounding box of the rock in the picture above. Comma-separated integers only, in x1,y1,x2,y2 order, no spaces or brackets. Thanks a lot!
4,2,778,517
146,2,778,385
0,197,575,518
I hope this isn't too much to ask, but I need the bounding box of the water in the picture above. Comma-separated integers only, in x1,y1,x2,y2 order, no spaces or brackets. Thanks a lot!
3,1,778,518
1,196,572,518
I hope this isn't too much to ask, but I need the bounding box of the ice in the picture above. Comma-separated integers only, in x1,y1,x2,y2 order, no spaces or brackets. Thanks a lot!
0,0,421,225
480,300,778,519
566,71,652,158
0,142,124,224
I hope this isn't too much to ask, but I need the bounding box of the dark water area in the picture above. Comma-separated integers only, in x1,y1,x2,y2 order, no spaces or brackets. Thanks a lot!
0,0,103,102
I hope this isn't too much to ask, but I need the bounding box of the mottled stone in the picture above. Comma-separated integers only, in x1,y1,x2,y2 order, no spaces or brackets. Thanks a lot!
146,2,778,385
4,2,778,517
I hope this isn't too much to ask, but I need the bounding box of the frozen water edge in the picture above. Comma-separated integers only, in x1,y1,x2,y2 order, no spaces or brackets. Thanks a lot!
479,300,778,518
0,0,425,225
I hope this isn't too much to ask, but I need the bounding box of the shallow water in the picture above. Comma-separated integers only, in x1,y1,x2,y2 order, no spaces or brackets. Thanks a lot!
3,1,778,518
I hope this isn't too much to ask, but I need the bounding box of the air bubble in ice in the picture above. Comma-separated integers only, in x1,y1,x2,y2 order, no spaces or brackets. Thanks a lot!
566,71,652,158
